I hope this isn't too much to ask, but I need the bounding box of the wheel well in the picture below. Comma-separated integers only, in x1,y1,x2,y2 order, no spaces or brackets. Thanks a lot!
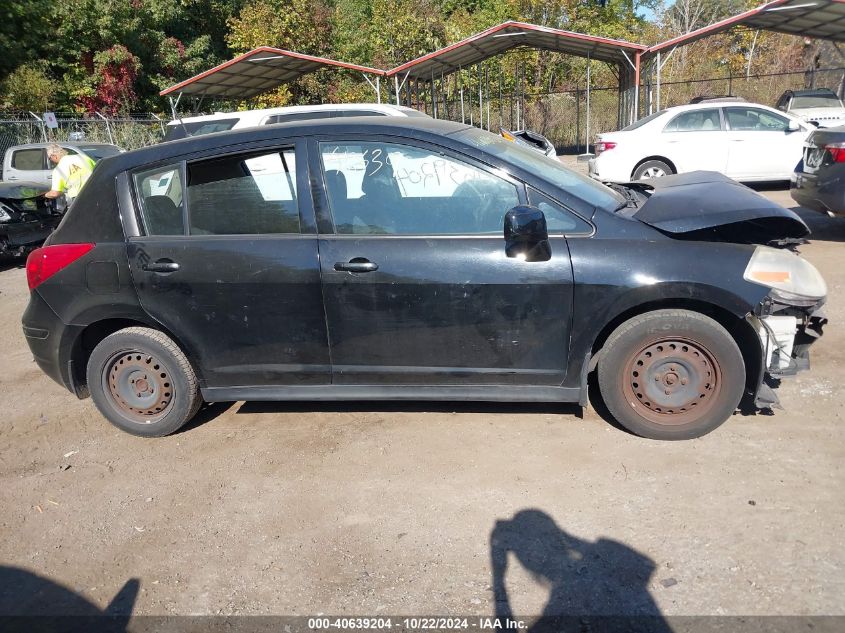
71,319,202,391
591,299,762,396
631,156,676,179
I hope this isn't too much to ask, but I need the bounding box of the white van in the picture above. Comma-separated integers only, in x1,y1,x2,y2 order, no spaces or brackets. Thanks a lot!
162,103,428,142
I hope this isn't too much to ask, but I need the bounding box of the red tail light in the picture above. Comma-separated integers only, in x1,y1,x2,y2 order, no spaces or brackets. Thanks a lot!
26,243,95,291
595,141,616,155
826,142,845,163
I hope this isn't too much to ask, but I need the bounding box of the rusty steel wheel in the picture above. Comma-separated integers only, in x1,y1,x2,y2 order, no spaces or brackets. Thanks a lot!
102,350,174,423
597,309,745,440
87,327,202,437
622,338,722,426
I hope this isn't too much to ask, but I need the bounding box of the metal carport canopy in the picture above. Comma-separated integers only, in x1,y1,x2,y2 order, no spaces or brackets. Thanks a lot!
386,21,647,81
159,47,385,100
646,0,845,58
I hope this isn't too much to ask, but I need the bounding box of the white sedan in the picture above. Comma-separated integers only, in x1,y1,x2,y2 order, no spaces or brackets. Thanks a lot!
588,102,812,183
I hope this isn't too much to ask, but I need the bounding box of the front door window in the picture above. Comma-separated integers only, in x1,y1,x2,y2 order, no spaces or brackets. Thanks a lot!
319,142,519,235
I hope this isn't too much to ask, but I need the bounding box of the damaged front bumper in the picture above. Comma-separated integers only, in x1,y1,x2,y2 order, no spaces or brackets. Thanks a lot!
747,296,827,409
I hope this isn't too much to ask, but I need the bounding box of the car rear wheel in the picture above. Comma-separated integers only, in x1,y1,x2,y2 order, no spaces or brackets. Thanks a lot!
597,310,745,440
87,327,202,437
633,160,673,180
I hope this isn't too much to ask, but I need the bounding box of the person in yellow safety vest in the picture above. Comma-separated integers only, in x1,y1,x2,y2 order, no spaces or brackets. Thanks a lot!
45,144,96,205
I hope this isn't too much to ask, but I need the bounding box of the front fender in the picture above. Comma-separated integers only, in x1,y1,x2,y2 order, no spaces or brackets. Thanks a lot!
563,238,769,389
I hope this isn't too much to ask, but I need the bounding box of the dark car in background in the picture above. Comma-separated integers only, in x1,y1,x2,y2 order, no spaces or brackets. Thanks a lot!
0,183,62,258
22,118,826,441
791,124,845,216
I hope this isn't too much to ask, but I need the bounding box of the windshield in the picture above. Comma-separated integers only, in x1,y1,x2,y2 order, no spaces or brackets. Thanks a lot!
452,127,624,211
622,110,666,131
80,145,122,161
792,95,843,109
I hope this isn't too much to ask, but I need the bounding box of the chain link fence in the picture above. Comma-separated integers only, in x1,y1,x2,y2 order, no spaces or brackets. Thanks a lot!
1,65,842,158
0,112,168,158
418,66,845,153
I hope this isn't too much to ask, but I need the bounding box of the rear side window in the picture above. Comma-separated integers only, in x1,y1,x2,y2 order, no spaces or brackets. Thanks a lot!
134,164,185,236
186,149,299,235
663,109,721,132
12,149,45,170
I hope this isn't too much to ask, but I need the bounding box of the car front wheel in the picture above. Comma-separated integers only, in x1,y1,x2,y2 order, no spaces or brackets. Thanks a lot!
597,309,745,440
86,327,202,437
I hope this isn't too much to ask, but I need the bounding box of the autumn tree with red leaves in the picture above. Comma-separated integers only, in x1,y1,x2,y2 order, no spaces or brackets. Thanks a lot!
78,45,140,115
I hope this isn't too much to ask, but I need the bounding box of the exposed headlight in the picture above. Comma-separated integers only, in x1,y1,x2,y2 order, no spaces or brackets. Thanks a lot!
744,246,827,303
0,203,12,222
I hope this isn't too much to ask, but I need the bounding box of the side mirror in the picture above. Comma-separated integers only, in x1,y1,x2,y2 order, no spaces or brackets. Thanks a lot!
504,205,551,262
787,120,801,132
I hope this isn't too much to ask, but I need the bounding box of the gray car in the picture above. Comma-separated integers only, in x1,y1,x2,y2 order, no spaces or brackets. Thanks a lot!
2,142,124,189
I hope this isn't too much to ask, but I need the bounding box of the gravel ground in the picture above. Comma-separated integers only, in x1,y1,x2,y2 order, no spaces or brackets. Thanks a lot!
0,185,843,620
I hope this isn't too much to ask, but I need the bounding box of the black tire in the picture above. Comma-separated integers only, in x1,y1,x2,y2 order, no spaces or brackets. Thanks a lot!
632,159,673,180
86,327,202,437
597,310,745,440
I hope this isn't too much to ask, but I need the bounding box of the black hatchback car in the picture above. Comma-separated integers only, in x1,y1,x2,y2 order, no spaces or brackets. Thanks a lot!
23,117,827,440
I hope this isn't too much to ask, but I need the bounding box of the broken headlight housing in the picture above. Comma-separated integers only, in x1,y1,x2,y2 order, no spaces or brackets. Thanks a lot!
0,202,12,222
743,246,827,306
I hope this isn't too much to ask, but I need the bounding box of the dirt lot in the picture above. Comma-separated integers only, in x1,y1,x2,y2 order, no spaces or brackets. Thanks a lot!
0,186,843,620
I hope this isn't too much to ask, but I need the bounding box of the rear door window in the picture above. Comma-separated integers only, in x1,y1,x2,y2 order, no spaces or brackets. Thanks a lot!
186,149,299,235
12,149,45,171
663,109,721,132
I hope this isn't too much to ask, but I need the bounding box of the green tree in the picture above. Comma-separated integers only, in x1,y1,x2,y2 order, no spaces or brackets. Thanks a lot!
226,0,330,54
0,63,55,111
0,0,53,81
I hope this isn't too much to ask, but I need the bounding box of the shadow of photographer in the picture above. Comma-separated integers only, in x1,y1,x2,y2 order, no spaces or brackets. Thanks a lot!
490,510,672,633
0,566,138,632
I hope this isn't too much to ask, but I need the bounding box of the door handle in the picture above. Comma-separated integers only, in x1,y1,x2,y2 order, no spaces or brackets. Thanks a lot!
334,259,378,273
142,259,180,273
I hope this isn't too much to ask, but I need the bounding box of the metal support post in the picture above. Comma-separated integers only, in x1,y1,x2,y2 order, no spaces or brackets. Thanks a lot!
95,111,114,145
655,51,663,112
478,64,483,129
29,111,47,142
459,66,465,123
485,65,490,131
151,112,165,135
585,53,591,155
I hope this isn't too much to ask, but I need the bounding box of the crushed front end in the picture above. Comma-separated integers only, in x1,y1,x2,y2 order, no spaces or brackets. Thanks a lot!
743,246,828,409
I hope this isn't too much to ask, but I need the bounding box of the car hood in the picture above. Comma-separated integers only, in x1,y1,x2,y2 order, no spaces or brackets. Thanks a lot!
629,171,809,243
0,181,50,200
792,107,845,122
